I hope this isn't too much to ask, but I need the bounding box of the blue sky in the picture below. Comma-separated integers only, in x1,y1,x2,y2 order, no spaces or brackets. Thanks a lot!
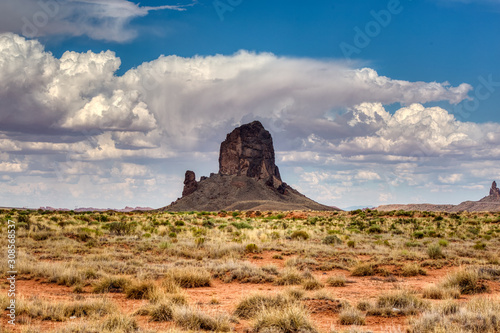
0,0,499,209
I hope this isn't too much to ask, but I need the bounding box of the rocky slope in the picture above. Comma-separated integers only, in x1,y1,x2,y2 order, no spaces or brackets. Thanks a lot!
163,121,338,212
376,181,500,212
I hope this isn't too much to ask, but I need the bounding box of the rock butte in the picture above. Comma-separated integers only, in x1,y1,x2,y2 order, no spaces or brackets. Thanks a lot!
163,121,339,212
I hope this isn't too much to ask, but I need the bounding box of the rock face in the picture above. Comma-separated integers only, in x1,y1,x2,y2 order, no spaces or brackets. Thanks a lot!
219,121,282,188
489,181,500,198
163,121,339,212
182,170,198,197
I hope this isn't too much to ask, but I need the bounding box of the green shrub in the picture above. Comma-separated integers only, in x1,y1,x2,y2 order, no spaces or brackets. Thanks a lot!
291,230,309,240
323,235,342,245
427,244,444,259
245,243,259,253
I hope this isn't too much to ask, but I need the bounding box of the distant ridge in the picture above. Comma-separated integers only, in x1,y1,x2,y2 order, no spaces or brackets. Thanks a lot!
163,121,339,212
376,181,500,212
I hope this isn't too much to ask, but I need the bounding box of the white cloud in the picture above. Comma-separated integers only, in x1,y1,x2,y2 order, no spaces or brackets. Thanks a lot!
0,0,193,42
438,173,463,184
2,34,499,209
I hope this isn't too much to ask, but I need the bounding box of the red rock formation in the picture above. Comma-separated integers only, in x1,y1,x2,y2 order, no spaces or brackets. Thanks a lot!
489,181,500,198
182,170,198,196
219,121,282,188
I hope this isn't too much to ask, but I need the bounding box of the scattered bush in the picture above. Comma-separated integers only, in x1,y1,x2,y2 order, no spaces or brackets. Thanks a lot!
93,276,132,293
323,235,342,245
291,230,310,240
253,304,318,333
441,268,488,294
326,275,346,287
302,278,324,291
401,263,427,277
235,293,294,319
351,264,374,277
427,244,444,259
165,267,211,288
274,268,304,286
173,306,231,332
338,308,365,325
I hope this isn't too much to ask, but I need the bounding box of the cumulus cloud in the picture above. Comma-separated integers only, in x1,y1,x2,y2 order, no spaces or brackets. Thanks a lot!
2,34,498,209
0,0,193,42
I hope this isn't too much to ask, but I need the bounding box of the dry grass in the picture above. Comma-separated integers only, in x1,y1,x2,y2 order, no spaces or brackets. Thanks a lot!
410,297,500,332
252,303,318,333
327,275,346,287
441,268,489,295
235,293,294,319
164,267,211,288
401,263,426,277
422,284,460,300
338,308,366,325
93,276,132,293
351,264,375,277
274,268,304,286
173,306,231,332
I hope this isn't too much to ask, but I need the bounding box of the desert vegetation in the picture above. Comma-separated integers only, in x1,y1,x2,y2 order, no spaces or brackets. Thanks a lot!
1,208,499,332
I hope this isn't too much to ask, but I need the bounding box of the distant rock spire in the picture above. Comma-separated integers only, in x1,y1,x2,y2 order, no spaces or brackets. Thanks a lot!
490,181,500,198
182,170,198,197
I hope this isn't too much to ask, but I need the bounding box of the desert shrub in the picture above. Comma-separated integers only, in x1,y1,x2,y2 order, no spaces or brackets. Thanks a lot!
108,222,135,235
208,260,274,283
367,225,382,233
401,263,427,277
1,294,10,310
149,302,176,322
356,300,372,311
245,243,259,253
173,306,231,332
17,297,115,321
302,277,324,291
438,239,449,247
441,268,488,294
101,313,138,333
93,276,132,293
473,241,487,250
422,285,460,300
31,231,51,241
125,280,158,300
347,240,355,248
291,230,310,240
165,267,211,288
252,304,318,333
409,297,500,333
338,308,365,325
326,275,346,287
231,222,253,230
351,264,374,277
374,290,427,316
413,231,425,239
274,268,304,286
427,244,444,259
235,293,294,319
323,235,342,245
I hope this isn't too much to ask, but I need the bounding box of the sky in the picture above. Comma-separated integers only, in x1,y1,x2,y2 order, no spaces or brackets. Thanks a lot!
0,0,499,210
